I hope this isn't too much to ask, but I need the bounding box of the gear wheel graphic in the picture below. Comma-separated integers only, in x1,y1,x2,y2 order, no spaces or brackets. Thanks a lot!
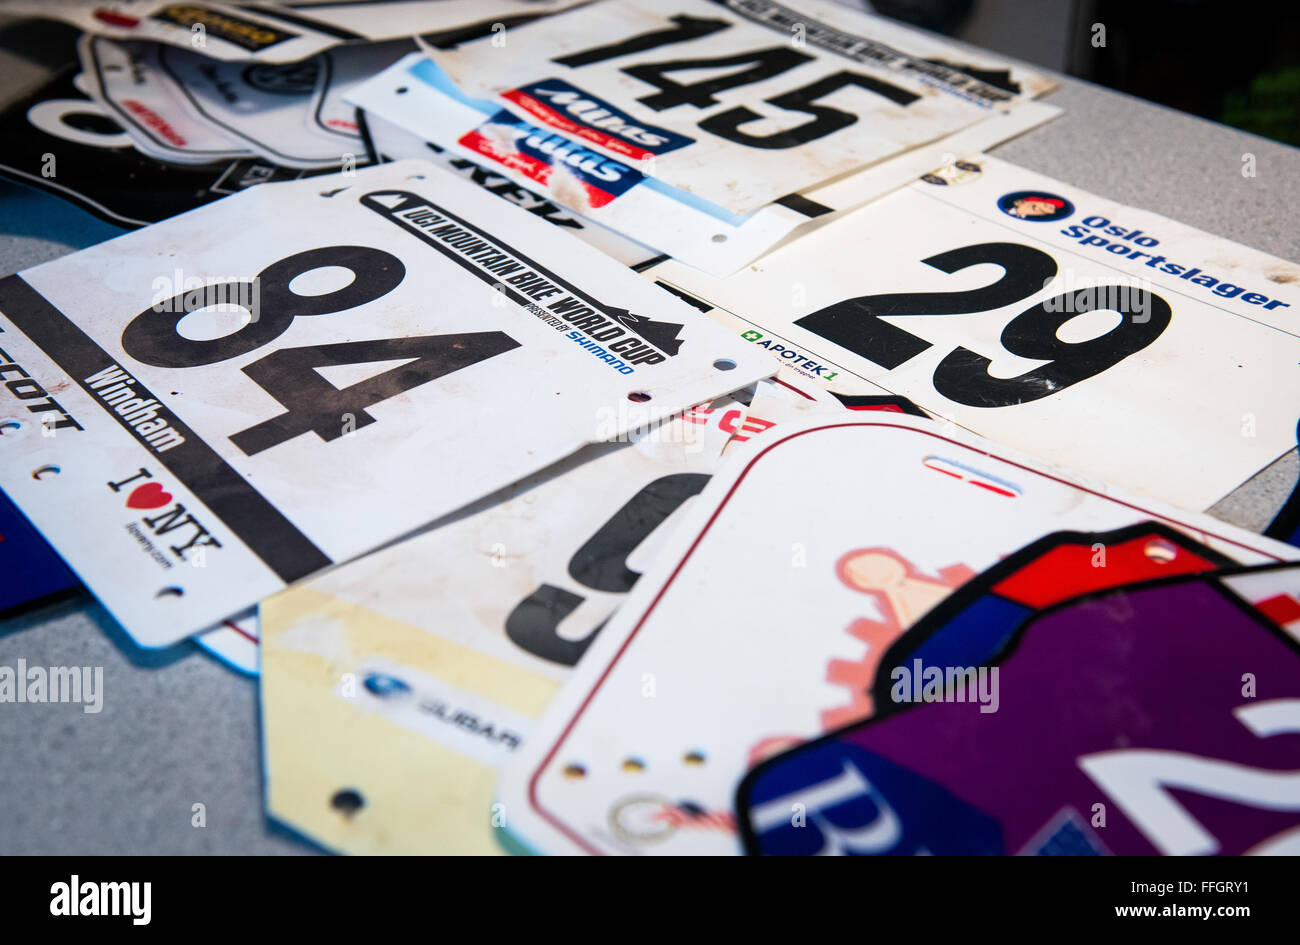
822,557,976,731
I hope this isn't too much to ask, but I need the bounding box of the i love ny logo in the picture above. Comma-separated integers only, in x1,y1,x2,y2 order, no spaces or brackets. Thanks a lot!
107,468,222,562
125,481,173,510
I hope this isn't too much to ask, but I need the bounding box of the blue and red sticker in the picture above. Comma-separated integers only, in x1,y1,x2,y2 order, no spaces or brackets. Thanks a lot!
502,79,693,162
459,111,645,209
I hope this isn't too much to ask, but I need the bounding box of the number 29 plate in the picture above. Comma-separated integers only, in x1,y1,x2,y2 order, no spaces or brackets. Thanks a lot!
0,160,771,646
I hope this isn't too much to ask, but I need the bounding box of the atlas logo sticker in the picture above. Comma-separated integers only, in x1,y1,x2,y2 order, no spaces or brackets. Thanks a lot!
998,190,1074,222
459,112,644,208
503,79,694,161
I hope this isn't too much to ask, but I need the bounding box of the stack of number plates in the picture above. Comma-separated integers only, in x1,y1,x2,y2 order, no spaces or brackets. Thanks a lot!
2,0,1298,856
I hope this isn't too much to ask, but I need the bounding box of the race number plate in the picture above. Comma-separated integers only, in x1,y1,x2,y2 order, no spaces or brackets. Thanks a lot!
0,160,772,646
9,0,587,63
428,0,1054,215
493,415,1298,855
739,556,1300,856
258,376,839,854
349,54,1060,276
650,155,1300,510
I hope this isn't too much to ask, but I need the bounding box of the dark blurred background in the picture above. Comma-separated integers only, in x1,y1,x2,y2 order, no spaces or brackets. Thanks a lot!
852,0,1300,146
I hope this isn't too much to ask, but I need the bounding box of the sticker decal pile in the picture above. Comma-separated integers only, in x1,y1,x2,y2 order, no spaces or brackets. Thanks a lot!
0,61,319,228
259,376,840,854
492,415,1298,855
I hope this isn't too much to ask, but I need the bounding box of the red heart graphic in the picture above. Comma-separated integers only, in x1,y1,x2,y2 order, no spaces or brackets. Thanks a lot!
127,482,173,510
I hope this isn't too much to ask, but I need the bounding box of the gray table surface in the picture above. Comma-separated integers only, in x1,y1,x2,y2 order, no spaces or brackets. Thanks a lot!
1,47,1298,854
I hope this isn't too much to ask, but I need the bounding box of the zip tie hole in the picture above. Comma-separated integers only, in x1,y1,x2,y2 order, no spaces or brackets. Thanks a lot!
331,788,365,818
1144,537,1179,563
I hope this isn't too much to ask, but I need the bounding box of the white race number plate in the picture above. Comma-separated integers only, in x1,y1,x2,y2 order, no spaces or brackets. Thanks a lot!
0,160,772,645
651,155,1300,510
428,0,1054,215
495,415,1299,855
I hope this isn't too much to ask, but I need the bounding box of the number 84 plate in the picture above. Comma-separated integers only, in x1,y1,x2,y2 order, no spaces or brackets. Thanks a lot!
0,160,772,646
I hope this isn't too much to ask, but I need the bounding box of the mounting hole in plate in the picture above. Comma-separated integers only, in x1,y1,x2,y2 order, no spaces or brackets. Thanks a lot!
563,763,587,780
1143,537,1179,563
711,234,727,243
0,419,20,433
331,788,365,818
622,757,646,773
32,464,60,479
154,586,184,599
712,358,736,371
683,751,706,766
627,391,651,403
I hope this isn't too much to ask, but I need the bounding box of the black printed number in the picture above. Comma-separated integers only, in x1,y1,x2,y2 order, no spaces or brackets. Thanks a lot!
795,241,1172,407
556,14,918,149
120,245,521,453
624,47,812,111
122,246,405,368
229,333,520,456
703,70,921,148
933,288,1171,407
552,14,730,68
505,473,709,665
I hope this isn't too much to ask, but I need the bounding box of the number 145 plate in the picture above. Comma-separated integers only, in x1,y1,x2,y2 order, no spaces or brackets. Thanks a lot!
0,160,771,646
